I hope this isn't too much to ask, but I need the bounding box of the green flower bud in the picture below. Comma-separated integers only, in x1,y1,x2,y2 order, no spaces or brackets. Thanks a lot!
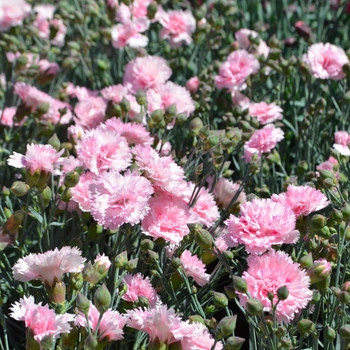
299,252,313,268
330,208,343,224
148,109,165,128
338,291,350,305
190,117,204,136
88,223,104,240
48,133,61,151
224,285,237,299
136,89,147,106
280,337,292,349
10,181,30,197
232,276,248,294
106,101,122,118
204,134,220,151
245,298,263,316
36,102,50,116
76,292,90,315
277,285,289,301
47,281,66,304
125,258,138,272
41,186,52,207
120,96,130,113
216,315,237,339
324,326,336,341
170,257,181,269
198,125,210,139
64,171,80,188
26,168,41,187
165,103,177,123
114,251,128,268
341,202,350,220
225,336,245,350
188,315,205,324
331,286,341,297
318,226,331,239
175,112,187,125
213,291,228,308
70,272,84,291
310,214,327,232
84,334,98,349
140,239,154,254
94,284,111,314
318,170,336,182
5,210,25,235
15,54,28,69
193,228,213,249
147,250,159,262
297,319,315,334
340,325,350,340
307,259,332,284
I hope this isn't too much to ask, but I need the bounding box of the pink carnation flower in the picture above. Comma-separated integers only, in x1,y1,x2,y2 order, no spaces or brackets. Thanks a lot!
14,82,73,124
123,55,172,93
207,176,246,209
74,96,107,130
33,4,55,39
316,156,339,180
333,130,350,156
146,81,195,120
239,251,313,323
249,102,283,124
90,169,154,229
0,107,24,127
185,76,200,93
8,143,64,175
10,296,74,344
244,124,284,162
70,171,95,212
126,304,190,346
12,246,85,288
50,18,67,47
0,0,31,32
75,302,125,342
158,9,196,48
76,127,132,175
225,198,299,254
180,250,210,286
116,0,152,20
132,144,186,195
104,118,153,146
66,83,98,100
111,18,149,49
235,28,270,59
302,43,349,80
215,50,260,91
271,185,329,217
122,273,158,307
231,91,251,110
141,194,194,244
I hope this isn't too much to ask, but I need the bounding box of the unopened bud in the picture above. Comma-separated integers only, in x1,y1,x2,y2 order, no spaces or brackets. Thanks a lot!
307,259,332,284
84,334,98,349
341,202,350,220
125,258,138,272
310,214,327,232
148,109,165,128
147,1,158,19
136,89,147,106
165,103,177,123
5,210,25,234
47,281,66,304
193,228,213,249
94,284,111,314
324,326,336,341
298,319,315,334
10,181,30,197
224,285,237,299
339,291,350,305
212,291,228,308
232,276,248,294
175,112,187,125
245,298,263,316
140,239,154,254
299,252,313,269
120,96,130,113
48,133,61,151
114,251,128,268
36,102,50,116
188,315,205,324
340,325,350,339
76,292,90,315
277,285,289,301
225,336,245,350
216,315,237,339
190,117,204,136
41,186,52,207
64,171,80,188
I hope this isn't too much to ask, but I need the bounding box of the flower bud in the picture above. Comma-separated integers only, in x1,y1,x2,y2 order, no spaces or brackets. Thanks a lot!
342,281,350,293
215,315,237,339
64,171,80,188
94,284,111,314
245,298,263,316
232,276,248,294
10,181,30,197
70,272,84,291
36,102,50,116
198,125,210,139
188,315,205,324
298,319,315,334
47,281,66,304
164,103,177,123
136,89,147,106
329,208,343,224
186,76,200,93
340,325,350,340
294,21,312,41
193,228,213,250
224,285,237,299
140,239,154,254
310,214,327,232
225,336,245,350
147,250,159,262
318,169,336,182
76,292,90,315
106,101,122,118
175,112,187,125
114,251,128,268
341,202,350,220
48,133,61,151
339,291,350,305
277,285,289,301
147,1,158,19
318,226,331,239
299,252,313,268
26,168,41,187
148,109,165,128
190,117,204,136
324,326,336,341
307,259,332,284
88,223,104,240
120,96,130,113
5,210,24,235
84,334,98,349
41,186,52,207
125,258,138,272
212,291,228,308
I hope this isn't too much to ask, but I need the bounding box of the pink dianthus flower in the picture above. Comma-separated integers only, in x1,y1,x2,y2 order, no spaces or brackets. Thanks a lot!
74,96,107,130
185,76,200,93
180,250,210,286
75,302,125,342
225,198,299,254
235,28,270,59
158,9,196,48
215,50,260,91
122,273,158,307
333,130,350,156
0,0,31,32
76,127,132,175
303,43,349,80
243,124,284,162
239,251,313,323
90,169,154,229
8,143,64,175
123,55,172,93
12,246,85,287
271,185,329,217
249,102,283,124
10,296,74,344
70,171,95,212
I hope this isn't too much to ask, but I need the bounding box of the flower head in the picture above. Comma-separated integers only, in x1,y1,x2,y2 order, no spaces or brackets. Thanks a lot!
333,131,350,156
180,250,210,286
271,185,329,217
303,42,349,80
8,143,64,175
235,28,270,59
239,251,313,323
13,246,86,287
248,102,283,125
123,55,172,93
0,0,31,32
74,96,107,130
244,124,284,162
10,296,74,343
215,50,260,91
122,273,158,307
225,198,299,254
